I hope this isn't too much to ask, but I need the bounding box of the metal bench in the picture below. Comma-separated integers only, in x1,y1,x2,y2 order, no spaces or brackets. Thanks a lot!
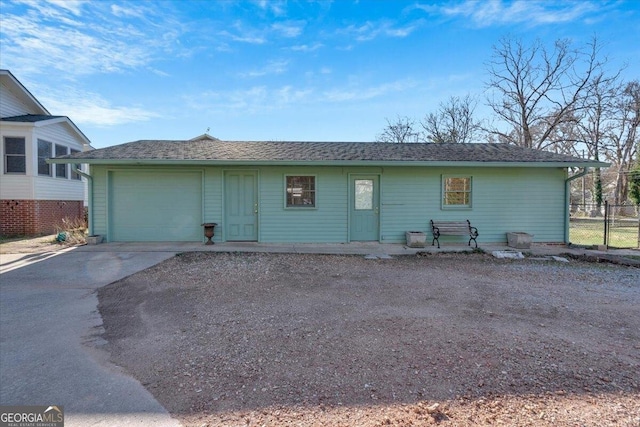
430,219,479,248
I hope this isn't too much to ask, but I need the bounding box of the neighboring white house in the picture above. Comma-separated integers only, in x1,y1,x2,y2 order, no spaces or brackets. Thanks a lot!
0,69,93,236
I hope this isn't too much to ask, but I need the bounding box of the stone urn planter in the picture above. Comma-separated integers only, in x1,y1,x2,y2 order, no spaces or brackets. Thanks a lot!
507,232,533,249
202,223,217,245
405,231,426,248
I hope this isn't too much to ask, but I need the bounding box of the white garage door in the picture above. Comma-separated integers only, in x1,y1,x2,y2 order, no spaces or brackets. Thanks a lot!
109,170,202,242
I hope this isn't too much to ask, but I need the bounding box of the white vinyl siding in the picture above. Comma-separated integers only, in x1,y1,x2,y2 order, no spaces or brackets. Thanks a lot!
0,80,33,117
1,74,90,205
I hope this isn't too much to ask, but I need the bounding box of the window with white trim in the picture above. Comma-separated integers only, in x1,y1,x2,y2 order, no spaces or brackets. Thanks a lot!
286,175,316,207
38,139,52,176
442,176,472,208
4,137,26,174
55,144,68,178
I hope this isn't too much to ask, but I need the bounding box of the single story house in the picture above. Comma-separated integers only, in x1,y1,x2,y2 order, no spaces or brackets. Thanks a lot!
49,135,606,245
1,69,93,237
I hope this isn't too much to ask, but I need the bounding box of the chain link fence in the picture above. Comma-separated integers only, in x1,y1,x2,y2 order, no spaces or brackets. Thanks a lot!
570,202,640,248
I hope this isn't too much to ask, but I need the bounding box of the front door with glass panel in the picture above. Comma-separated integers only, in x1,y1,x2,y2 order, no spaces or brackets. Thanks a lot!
349,175,379,241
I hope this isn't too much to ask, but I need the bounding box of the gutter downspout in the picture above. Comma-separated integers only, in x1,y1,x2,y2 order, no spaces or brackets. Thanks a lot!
74,168,94,237
565,168,590,244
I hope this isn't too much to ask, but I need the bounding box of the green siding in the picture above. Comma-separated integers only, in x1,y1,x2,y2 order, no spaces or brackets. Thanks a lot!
259,167,349,243
379,167,566,244
91,165,108,237
89,164,568,244
203,168,223,242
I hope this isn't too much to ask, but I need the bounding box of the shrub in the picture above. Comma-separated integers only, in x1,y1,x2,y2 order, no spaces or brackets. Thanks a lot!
54,216,88,245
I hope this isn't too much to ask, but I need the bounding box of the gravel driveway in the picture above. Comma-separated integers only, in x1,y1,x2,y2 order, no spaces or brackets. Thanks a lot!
97,252,640,426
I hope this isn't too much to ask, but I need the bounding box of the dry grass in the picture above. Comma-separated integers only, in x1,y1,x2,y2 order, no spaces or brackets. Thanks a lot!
54,216,88,245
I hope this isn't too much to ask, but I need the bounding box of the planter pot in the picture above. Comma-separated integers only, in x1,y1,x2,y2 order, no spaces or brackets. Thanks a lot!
86,235,103,245
406,231,426,248
202,223,217,245
507,232,533,249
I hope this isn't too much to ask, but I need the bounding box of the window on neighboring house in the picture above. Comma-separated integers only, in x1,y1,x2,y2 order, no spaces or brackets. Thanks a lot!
4,137,26,174
442,176,472,208
55,144,68,178
38,139,52,176
70,149,82,180
286,175,316,207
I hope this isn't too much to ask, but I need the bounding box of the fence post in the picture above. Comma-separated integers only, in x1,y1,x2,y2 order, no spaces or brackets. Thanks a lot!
603,200,608,248
637,209,640,248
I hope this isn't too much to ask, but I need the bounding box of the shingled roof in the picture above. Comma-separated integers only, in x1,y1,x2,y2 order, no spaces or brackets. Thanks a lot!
50,139,606,167
1,114,66,122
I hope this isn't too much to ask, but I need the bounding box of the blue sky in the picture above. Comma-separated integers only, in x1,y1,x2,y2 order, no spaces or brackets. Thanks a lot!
1,0,639,149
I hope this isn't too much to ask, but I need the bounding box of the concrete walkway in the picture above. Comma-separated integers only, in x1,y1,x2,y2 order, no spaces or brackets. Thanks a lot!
72,240,640,258
0,249,182,427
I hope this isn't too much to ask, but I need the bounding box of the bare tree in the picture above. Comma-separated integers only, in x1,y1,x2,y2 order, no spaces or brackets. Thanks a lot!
376,116,419,143
630,159,640,207
485,36,604,150
421,95,481,143
605,80,640,205
569,72,622,208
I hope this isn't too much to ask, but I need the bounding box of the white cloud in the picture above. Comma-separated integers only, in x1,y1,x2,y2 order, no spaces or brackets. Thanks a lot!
276,85,313,104
322,78,418,102
291,43,324,52
341,20,419,42
110,4,145,18
0,0,187,78
188,84,315,114
0,14,152,75
13,0,86,17
239,60,290,78
219,21,268,45
272,22,305,38
186,76,419,117
39,88,160,126
252,0,287,16
42,0,85,15
222,31,267,44
417,0,600,27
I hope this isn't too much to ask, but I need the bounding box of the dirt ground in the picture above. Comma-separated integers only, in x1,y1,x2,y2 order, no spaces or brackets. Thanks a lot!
0,234,60,253
97,252,640,427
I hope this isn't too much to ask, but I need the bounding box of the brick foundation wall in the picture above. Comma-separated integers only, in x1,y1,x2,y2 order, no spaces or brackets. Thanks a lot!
1,199,85,237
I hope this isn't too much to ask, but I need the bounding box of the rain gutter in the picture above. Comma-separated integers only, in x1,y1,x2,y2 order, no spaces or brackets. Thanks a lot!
73,168,94,237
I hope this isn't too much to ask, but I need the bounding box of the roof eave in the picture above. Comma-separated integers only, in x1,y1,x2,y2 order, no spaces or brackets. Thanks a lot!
0,121,36,127
1,117,93,147
47,158,610,168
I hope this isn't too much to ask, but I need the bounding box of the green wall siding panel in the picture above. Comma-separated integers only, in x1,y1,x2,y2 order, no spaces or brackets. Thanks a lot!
202,168,223,243
379,167,567,244
89,164,568,244
91,165,108,238
259,167,349,243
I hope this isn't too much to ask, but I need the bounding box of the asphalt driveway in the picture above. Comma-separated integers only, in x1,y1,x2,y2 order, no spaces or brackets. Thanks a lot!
0,249,182,427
